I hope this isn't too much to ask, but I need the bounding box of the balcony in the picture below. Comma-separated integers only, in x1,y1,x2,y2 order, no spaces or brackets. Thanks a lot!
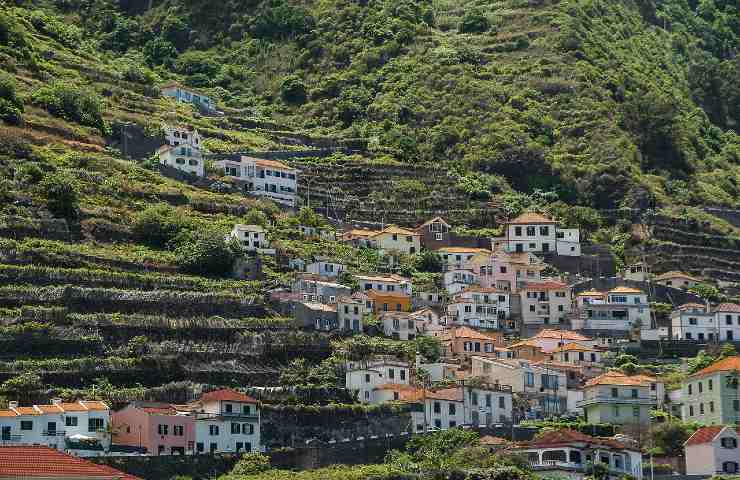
0,434,22,443
43,430,66,437
577,396,656,407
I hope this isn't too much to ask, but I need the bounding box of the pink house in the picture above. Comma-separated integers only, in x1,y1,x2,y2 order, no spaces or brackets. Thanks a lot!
112,403,195,455
468,249,546,292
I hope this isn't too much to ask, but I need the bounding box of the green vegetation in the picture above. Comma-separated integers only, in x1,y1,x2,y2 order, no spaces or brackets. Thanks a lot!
31,82,109,135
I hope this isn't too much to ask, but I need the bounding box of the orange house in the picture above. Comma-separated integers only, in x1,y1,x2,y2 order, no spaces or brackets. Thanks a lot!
508,339,548,362
441,326,504,359
366,290,411,314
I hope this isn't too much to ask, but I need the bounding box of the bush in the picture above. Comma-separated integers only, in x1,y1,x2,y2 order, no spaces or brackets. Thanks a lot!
173,228,236,277
41,174,78,219
459,9,489,34
28,10,82,48
231,452,270,475
31,82,109,135
280,75,308,104
251,1,314,39
0,71,23,125
132,205,189,249
143,37,177,68
174,50,220,77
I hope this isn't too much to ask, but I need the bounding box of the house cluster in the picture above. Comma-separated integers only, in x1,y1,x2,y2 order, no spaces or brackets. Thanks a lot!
0,389,261,458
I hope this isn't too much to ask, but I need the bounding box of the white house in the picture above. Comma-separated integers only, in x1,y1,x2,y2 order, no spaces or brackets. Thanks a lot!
655,271,701,289
216,156,299,207
714,303,740,342
572,287,652,335
157,144,204,177
443,268,479,294
470,357,567,417
345,358,411,403
508,429,643,479
187,389,260,454
0,400,111,457
684,426,740,475
520,281,571,327
446,287,510,330
228,225,274,254
354,274,412,296
670,303,716,341
622,262,649,282
160,82,216,113
337,293,367,333
380,311,417,340
499,212,580,257
437,247,491,271
306,258,345,279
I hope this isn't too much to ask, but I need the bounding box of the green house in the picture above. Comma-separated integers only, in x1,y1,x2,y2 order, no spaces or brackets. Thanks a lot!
682,356,740,425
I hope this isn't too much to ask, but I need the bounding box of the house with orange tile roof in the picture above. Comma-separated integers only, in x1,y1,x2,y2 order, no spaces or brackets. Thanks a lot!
495,212,581,257
507,429,642,479
579,370,663,425
571,286,652,337
355,273,412,296
684,425,740,475
112,402,195,456
524,328,595,353
437,246,492,271
0,399,110,457
681,356,740,425
0,445,142,480
507,340,548,362
550,342,603,366
186,389,260,454
466,247,549,299
215,155,299,207
520,281,572,328
654,271,701,289
440,326,504,359
371,225,421,257
446,288,510,330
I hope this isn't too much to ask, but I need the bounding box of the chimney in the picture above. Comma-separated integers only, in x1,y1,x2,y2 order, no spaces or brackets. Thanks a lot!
8,401,18,409
52,398,62,406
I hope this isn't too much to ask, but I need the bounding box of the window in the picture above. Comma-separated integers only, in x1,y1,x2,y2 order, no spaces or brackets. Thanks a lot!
721,438,738,449
515,227,522,236
633,407,640,417
243,424,254,435
174,425,184,436
734,399,740,411
526,226,536,236
158,445,165,455
709,379,713,390
700,403,704,414
727,315,733,325
449,421,456,428
611,388,619,398
65,416,78,427
434,419,442,429
710,401,715,413
499,396,505,408
231,423,241,434
158,424,169,435
613,406,620,417
698,382,703,393
196,442,204,453
20,421,32,431
389,368,395,379
88,418,104,432
210,443,217,453
449,403,456,415
689,405,694,416
400,370,406,381
688,384,693,395
365,374,371,383
631,389,638,399
540,226,549,236
225,403,233,413
524,372,534,387
433,402,441,414
435,233,443,241
209,425,220,436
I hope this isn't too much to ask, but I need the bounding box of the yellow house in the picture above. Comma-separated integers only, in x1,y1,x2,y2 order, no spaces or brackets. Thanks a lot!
371,225,421,256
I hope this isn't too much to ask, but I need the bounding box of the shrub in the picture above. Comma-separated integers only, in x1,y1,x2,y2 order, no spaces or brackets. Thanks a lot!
174,50,220,77
143,37,177,68
28,10,82,48
31,82,109,135
251,1,314,39
173,228,236,277
41,173,78,219
132,205,189,249
280,75,308,104
459,9,490,34
0,71,23,124
231,452,271,475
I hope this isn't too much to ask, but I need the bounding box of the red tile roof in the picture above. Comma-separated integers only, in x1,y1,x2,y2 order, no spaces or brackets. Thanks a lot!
585,370,656,387
690,356,740,378
684,426,740,446
200,388,257,404
521,281,568,290
445,326,501,342
532,329,591,341
716,303,740,313
0,446,142,479
515,429,627,450
506,212,556,224
426,388,463,402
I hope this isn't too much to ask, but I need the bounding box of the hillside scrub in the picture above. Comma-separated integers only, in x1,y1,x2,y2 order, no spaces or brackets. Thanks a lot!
31,82,109,135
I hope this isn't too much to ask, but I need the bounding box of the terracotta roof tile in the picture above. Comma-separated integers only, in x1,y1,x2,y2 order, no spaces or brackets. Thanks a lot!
716,303,740,313
0,446,142,479
0,410,17,417
12,407,40,415
608,286,644,294
80,401,109,411
438,247,491,254
480,435,510,446
655,271,700,282
506,212,556,224
553,342,596,353
585,370,656,387
684,426,740,446
371,225,419,237
200,388,257,404
244,157,297,171
522,281,568,290
532,329,591,341
577,290,605,297
59,402,89,412
690,356,740,378
426,388,463,402
515,429,627,450
445,326,500,342
36,405,64,414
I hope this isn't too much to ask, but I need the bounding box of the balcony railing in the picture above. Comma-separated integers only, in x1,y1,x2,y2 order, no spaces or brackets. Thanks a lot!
0,434,22,442
43,430,66,436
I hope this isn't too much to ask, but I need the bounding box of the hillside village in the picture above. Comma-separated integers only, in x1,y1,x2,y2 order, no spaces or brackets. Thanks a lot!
0,0,739,479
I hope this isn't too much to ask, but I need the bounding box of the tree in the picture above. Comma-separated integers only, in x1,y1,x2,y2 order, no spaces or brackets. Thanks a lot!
650,421,699,456
687,350,715,374
614,354,639,367
415,335,441,363
459,9,490,33
414,250,442,273
132,204,188,248
403,428,480,471
143,37,177,67
173,228,236,277
280,75,308,104
41,174,79,219
231,452,270,475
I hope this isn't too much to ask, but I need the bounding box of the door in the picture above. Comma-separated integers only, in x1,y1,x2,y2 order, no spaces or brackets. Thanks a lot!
1,426,10,441
515,244,523,253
